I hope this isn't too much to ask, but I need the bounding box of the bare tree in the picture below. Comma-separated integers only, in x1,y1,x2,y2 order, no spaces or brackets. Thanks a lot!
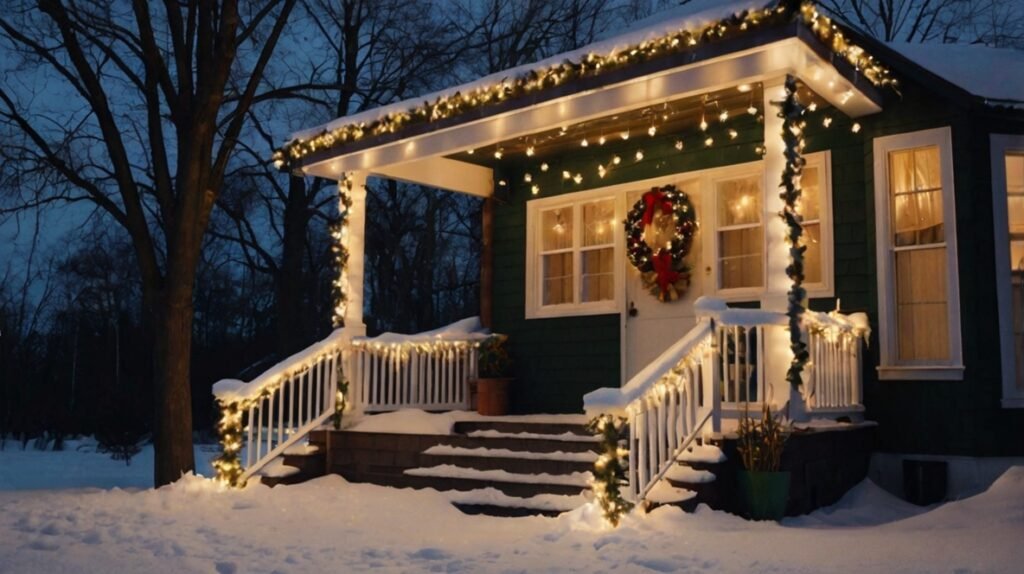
0,0,298,485
818,0,1024,46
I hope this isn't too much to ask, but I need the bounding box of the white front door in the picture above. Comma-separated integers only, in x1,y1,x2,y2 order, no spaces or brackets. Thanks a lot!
624,180,704,380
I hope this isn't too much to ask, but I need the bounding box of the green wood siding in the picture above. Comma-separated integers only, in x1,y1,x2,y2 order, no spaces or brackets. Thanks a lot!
491,114,763,413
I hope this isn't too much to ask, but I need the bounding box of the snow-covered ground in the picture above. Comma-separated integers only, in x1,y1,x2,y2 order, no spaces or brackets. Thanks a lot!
1,444,1023,573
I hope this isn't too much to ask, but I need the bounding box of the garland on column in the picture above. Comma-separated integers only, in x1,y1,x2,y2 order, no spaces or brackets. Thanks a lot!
777,74,809,389
586,414,633,526
212,400,244,486
331,176,354,328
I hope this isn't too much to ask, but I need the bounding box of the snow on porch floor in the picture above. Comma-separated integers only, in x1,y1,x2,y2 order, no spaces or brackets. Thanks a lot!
1,444,1023,573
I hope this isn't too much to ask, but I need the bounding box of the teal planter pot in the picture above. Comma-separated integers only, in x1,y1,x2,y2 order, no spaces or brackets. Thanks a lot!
738,470,791,521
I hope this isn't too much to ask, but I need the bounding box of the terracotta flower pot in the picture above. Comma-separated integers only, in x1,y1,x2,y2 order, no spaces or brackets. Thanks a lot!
476,378,512,416
738,470,791,521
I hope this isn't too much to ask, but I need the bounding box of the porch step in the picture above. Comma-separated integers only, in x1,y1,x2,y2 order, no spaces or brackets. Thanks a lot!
367,472,588,498
446,488,588,518
651,441,728,511
420,444,596,475
452,420,592,438
259,444,327,487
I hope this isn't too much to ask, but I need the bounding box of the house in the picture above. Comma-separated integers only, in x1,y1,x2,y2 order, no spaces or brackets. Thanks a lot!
211,0,1024,517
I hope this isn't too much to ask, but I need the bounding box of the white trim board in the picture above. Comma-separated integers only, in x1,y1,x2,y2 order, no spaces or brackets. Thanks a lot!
872,126,964,381
990,134,1024,407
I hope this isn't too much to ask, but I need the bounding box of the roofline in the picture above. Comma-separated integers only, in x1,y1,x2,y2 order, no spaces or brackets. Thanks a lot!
295,18,888,174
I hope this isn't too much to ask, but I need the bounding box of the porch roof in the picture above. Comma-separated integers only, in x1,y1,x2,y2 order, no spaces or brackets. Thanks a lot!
284,2,889,196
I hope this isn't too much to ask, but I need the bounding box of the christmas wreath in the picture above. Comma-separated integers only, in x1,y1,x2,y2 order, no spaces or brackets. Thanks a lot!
625,185,697,302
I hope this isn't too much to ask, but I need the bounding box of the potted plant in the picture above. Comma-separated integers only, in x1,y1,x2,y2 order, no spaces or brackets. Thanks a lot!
475,334,513,416
736,402,791,520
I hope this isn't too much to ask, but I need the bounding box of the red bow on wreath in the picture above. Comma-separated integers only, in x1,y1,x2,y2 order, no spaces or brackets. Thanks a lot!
651,249,680,296
641,189,673,226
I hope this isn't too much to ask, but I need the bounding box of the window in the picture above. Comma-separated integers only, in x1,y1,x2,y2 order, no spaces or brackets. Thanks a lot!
873,127,963,380
715,174,764,291
799,153,834,292
991,134,1024,407
527,194,619,318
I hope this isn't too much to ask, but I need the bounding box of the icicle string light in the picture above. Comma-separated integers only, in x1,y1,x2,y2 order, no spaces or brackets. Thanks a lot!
271,1,896,169
331,176,354,328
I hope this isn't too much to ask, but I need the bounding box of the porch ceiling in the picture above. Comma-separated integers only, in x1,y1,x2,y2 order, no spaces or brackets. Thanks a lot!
299,25,882,194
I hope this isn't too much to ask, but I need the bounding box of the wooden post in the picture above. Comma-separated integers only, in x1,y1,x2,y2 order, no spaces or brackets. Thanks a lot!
480,196,495,328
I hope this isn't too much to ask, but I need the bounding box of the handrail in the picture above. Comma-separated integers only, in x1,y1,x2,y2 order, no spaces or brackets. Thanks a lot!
212,318,493,485
583,296,867,506
802,309,870,411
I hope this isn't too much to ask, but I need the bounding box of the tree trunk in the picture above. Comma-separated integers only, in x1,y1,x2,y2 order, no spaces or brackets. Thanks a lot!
152,278,196,486
276,175,308,356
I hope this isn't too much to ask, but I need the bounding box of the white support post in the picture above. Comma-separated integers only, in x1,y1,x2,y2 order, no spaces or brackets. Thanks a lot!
760,78,806,420
345,172,369,338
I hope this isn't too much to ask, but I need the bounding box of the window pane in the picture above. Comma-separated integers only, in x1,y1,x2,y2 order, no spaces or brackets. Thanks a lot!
581,247,614,302
542,252,573,305
719,227,762,289
914,147,942,190
804,223,822,284
541,208,573,251
717,176,762,227
582,199,615,247
890,150,915,194
1014,270,1024,390
799,166,821,221
895,247,949,361
1007,154,1024,234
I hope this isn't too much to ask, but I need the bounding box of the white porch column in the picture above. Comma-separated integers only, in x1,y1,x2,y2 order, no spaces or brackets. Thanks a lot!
345,171,368,337
760,78,803,417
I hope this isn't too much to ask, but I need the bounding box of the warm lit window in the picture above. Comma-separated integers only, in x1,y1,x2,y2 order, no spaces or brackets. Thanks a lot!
528,195,618,318
874,127,962,379
992,134,1024,406
800,162,824,285
716,174,763,290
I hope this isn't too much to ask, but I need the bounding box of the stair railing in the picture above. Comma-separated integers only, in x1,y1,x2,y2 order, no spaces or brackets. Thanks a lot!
213,329,351,484
584,297,793,504
802,309,870,412
211,318,493,485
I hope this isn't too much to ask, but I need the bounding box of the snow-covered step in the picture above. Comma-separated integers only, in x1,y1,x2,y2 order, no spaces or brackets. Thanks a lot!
465,429,600,442
446,488,588,517
400,464,591,498
283,443,320,456
453,420,592,438
665,465,716,484
260,459,301,478
420,444,596,475
645,480,697,506
678,443,726,465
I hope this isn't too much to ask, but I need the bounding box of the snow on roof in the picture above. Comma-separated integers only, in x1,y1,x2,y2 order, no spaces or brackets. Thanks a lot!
887,42,1024,105
291,0,766,141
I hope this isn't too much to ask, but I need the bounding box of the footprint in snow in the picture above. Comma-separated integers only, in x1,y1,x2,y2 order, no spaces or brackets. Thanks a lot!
408,548,452,561
27,539,60,552
215,561,238,574
628,556,678,573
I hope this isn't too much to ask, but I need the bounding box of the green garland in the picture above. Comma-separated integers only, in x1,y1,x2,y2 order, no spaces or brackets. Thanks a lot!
777,74,809,389
213,400,244,486
331,178,354,328
586,414,633,526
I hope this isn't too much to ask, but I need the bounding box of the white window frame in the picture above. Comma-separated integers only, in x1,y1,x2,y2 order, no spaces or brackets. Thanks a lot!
991,134,1024,407
525,188,624,319
800,151,835,297
705,153,834,301
873,127,964,381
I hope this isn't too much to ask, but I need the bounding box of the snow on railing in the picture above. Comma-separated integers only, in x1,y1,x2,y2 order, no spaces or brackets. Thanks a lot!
582,297,864,506
348,318,491,413
211,317,494,485
213,329,351,485
803,307,870,411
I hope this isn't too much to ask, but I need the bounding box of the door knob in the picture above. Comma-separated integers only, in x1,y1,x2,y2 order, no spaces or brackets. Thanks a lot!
628,301,638,317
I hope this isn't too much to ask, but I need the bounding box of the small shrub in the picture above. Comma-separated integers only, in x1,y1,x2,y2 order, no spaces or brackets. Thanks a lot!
736,402,789,472
478,334,512,378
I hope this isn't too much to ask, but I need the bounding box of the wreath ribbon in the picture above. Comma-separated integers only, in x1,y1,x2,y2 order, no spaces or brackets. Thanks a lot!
651,250,680,296
641,189,673,226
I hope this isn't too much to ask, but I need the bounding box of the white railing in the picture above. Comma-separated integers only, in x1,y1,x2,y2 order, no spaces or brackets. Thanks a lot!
584,297,866,506
212,318,492,483
349,325,487,412
213,329,350,483
803,309,870,411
